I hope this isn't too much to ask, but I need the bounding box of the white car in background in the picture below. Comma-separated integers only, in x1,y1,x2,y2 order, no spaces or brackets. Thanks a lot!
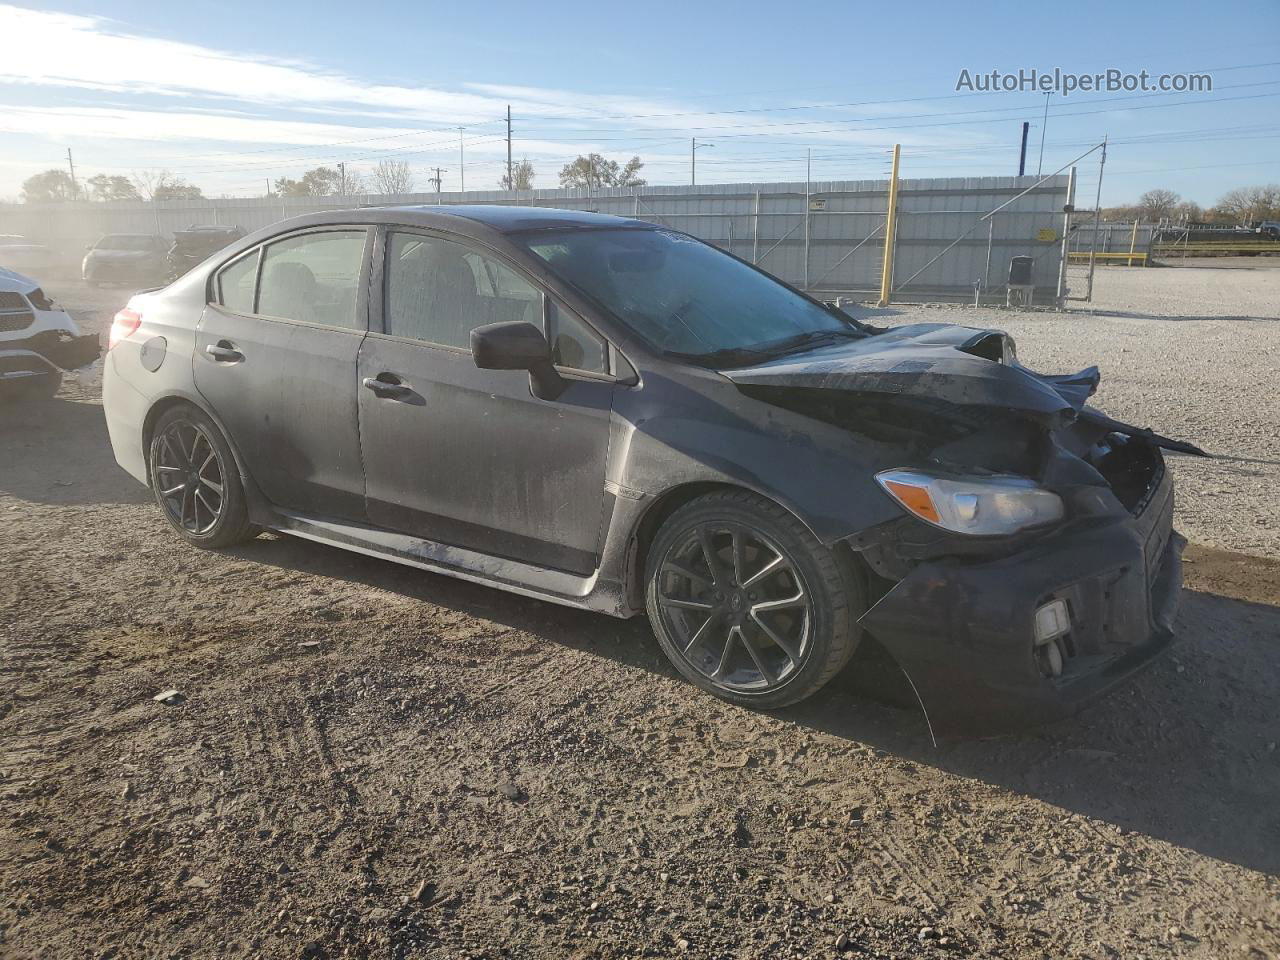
0,235,55,276
0,267,99,401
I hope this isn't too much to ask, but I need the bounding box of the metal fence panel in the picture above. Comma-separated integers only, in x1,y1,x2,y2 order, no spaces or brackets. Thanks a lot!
0,175,1070,302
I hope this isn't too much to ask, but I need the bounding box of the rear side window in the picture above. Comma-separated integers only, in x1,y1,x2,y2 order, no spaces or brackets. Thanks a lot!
257,230,367,330
385,232,541,348
216,251,258,314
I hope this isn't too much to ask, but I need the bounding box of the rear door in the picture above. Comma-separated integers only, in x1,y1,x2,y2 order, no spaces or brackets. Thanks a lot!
194,227,372,521
358,228,615,575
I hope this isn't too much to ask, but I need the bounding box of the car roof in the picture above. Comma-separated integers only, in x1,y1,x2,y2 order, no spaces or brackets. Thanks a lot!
373,204,651,234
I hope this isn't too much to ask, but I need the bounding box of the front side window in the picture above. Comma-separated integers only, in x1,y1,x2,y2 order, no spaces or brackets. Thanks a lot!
385,232,540,348
257,230,367,330
547,300,607,374
216,251,258,314
520,227,863,365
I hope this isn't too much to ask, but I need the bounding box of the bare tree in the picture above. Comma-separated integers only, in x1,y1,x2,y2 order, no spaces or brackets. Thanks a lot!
339,167,366,196
1137,188,1180,222
131,168,171,201
500,157,536,191
1172,200,1203,223
372,160,415,195
1214,184,1280,225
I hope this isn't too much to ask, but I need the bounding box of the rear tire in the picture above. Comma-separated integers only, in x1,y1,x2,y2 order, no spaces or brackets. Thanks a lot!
645,490,864,709
148,405,255,549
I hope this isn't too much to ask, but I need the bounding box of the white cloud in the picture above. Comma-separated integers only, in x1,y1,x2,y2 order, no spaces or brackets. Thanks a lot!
0,3,1001,196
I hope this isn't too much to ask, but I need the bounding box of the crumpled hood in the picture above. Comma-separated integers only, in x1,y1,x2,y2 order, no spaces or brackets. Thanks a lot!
721,323,1098,422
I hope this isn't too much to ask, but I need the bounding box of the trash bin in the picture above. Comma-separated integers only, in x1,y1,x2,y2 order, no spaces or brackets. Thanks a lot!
1008,256,1034,286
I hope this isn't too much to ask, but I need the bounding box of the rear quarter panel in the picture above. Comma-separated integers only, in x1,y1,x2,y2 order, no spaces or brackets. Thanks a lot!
102,271,210,486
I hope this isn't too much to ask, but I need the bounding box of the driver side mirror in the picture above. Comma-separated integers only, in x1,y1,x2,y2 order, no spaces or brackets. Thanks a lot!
470,321,566,401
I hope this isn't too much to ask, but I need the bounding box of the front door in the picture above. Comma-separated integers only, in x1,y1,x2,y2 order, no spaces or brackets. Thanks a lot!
358,229,614,575
194,227,372,520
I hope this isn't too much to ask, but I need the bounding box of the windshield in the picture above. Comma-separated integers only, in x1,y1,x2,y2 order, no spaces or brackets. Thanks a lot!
97,235,154,251
519,228,862,363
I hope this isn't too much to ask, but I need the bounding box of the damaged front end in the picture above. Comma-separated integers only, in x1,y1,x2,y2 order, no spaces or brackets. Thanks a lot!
3,328,102,372
0,281,100,389
727,324,1203,735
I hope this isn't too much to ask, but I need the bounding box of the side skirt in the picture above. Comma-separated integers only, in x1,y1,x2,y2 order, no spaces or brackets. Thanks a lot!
272,510,627,616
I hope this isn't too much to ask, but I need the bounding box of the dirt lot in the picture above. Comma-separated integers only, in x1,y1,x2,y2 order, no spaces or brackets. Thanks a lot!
2,266,1278,959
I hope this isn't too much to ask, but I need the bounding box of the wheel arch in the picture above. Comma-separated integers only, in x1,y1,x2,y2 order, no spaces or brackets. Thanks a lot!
141,392,253,491
624,480,838,612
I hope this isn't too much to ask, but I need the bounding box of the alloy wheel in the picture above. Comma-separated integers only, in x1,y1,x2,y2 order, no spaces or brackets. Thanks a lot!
154,419,226,535
656,522,813,693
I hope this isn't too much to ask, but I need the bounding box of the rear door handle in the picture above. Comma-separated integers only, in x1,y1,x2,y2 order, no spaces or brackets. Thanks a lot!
205,341,243,362
362,376,413,399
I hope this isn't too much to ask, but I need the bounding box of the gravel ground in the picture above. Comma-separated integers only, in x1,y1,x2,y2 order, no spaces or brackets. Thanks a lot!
2,267,1278,959
864,260,1280,558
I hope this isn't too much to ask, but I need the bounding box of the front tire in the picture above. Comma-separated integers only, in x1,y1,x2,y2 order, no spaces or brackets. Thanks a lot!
148,405,255,549
645,490,864,709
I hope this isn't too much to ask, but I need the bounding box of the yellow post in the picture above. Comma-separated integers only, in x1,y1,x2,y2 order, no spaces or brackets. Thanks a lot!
1128,218,1140,266
878,144,901,307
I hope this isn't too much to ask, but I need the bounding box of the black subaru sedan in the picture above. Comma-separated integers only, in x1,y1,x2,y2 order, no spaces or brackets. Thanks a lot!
101,206,1198,733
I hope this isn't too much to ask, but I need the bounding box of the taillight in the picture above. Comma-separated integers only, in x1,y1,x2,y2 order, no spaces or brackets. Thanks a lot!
108,308,141,350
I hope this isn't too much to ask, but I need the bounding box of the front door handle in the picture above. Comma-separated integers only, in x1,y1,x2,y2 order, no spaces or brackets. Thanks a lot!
205,341,243,362
362,375,413,399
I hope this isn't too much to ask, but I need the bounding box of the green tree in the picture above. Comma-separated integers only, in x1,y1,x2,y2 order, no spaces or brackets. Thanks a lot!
558,154,645,190
21,169,79,202
500,157,536,191
153,177,203,201
274,167,342,197
86,174,141,202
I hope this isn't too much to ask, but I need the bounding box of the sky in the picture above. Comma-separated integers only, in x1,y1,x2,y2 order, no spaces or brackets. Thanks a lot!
0,0,1277,207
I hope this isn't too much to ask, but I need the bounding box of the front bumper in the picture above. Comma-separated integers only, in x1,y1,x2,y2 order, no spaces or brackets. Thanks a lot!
858,466,1182,735
0,330,100,375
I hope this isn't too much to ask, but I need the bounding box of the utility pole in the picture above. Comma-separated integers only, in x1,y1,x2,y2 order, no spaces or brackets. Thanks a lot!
66,147,79,200
877,144,902,308
1018,121,1029,176
429,168,446,193
691,138,714,185
1085,135,1108,302
338,161,346,197
1037,92,1050,176
265,178,272,197
506,105,513,190
458,127,466,193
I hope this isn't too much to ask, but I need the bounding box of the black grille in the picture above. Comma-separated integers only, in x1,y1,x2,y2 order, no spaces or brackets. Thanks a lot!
0,310,35,332
0,291,28,310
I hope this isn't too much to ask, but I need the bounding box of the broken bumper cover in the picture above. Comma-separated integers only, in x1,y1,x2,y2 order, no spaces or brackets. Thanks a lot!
858,470,1182,735
0,330,101,377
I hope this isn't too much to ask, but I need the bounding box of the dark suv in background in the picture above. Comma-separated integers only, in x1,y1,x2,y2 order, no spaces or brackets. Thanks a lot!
167,225,246,282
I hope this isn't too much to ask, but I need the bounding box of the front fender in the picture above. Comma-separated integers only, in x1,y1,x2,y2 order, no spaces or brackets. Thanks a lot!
610,371,904,545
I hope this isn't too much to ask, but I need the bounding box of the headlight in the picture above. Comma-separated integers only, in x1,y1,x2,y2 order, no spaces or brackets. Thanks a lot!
875,469,1064,536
